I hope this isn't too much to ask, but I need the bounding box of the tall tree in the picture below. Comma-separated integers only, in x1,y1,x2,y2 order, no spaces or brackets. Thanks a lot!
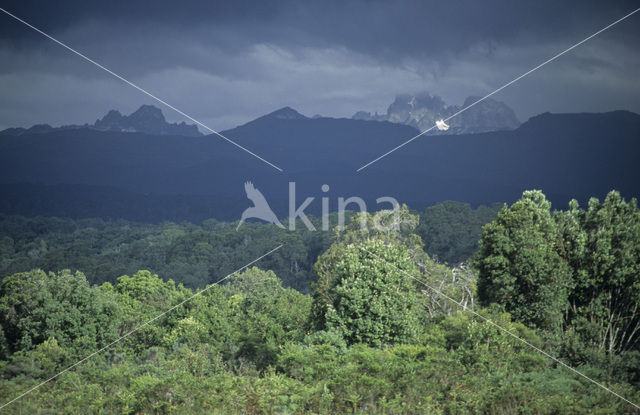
312,239,418,346
322,206,476,318
559,191,640,353
475,190,571,332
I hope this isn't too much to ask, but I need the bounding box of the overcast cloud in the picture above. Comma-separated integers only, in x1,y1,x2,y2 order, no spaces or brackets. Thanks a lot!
0,0,638,130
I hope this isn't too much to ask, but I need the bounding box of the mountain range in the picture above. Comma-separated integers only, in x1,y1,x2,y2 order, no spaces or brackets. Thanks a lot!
1,93,518,139
353,93,520,134
0,106,639,223
1,105,202,137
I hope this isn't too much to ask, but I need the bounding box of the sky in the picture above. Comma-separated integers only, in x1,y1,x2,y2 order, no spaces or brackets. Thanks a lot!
0,0,639,131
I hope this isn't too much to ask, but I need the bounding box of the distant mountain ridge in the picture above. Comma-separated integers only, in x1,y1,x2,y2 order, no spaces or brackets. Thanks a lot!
1,108,638,223
263,106,308,120
353,92,520,134
1,105,202,137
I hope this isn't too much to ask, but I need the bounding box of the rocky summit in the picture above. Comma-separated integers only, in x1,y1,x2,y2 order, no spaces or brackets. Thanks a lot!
93,105,202,136
353,92,520,134
2,105,202,137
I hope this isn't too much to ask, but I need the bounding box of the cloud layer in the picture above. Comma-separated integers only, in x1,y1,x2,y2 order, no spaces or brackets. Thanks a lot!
1,0,638,130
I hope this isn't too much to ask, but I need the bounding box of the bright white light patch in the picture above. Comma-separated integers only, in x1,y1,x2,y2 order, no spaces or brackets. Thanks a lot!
435,119,449,131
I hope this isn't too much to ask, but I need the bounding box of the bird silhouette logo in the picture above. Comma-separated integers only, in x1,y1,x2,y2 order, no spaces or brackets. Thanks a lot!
237,181,285,229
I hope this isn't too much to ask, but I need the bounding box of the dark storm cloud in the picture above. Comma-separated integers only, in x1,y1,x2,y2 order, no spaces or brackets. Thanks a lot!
0,0,638,130
2,1,638,58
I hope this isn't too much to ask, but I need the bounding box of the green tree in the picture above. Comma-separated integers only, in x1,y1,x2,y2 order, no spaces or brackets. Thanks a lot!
558,191,640,354
225,267,311,370
475,190,571,332
320,206,476,319
111,270,190,353
312,239,418,346
0,269,120,359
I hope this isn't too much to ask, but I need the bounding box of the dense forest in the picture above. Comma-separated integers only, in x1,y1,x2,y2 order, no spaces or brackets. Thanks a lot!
0,201,500,292
1,191,639,413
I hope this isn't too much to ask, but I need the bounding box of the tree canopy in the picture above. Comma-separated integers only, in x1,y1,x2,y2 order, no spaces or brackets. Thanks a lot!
1,191,639,413
475,190,571,333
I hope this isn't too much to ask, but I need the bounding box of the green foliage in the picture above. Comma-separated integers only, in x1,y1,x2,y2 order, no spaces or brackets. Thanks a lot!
557,191,640,355
112,270,191,354
313,239,419,346
0,264,637,413
417,200,501,264
475,190,572,333
0,202,490,293
1,193,640,413
0,214,333,292
438,310,546,375
115,270,187,312
224,267,311,370
0,269,120,359
476,189,640,385
321,206,478,320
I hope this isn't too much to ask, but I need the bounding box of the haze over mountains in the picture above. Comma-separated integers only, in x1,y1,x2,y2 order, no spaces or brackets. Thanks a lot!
3,92,518,138
1,105,202,137
353,93,521,134
0,105,639,223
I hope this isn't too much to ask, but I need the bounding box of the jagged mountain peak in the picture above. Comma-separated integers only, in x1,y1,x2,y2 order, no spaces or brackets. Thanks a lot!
104,109,122,117
93,105,201,136
353,92,520,135
129,105,165,121
1,105,202,137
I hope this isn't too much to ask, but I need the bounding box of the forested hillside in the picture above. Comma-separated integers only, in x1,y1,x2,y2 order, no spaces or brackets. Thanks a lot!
0,201,499,292
1,110,639,222
1,190,639,413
